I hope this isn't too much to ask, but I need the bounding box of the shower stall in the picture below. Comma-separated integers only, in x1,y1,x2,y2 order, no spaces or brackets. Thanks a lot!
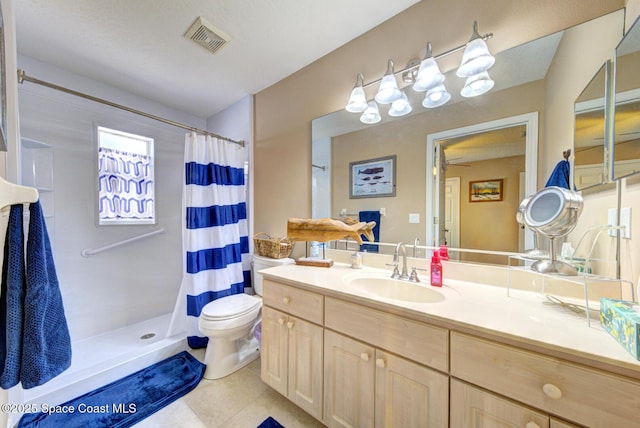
5,57,252,418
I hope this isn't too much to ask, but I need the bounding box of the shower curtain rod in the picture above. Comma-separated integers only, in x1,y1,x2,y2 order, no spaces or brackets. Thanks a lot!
17,69,245,147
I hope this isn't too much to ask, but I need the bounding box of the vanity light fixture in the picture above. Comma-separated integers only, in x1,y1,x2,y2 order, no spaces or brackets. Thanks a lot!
360,101,382,124
344,21,494,123
375,60,402,104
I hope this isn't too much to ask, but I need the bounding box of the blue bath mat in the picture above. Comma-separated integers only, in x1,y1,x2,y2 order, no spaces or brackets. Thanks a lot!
258,416,285,427
18,351,205,428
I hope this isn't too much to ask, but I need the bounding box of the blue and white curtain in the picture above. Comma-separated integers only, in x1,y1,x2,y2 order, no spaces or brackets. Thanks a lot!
98,147,154,220
168,133,250,348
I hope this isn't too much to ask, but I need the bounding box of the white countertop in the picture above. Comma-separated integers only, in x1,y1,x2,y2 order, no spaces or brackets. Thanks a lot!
261,262,640,378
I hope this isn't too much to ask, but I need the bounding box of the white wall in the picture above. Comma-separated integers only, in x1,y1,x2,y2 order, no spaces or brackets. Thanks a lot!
16,55,207,341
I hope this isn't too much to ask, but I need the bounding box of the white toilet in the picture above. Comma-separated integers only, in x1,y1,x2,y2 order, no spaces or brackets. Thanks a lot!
198,255,294,379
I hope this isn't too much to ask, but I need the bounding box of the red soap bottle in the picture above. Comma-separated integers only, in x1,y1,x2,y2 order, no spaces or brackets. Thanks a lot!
430,252,443,287
439,245,449,261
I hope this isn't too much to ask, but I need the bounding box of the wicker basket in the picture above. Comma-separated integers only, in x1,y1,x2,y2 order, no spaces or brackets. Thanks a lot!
253,233,294,259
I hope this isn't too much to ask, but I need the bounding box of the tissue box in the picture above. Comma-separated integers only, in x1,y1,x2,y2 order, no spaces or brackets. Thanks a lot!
600,298,640,360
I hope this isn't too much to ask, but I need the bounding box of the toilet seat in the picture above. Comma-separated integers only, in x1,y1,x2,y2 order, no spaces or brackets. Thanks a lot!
201,293,261,321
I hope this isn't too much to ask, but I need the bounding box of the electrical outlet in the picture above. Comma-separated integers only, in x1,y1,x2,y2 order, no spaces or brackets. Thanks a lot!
409,213,420,224
608,208,617,237
621,207,632,239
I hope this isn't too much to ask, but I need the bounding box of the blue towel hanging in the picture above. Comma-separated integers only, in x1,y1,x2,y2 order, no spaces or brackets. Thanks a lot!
0,201,72,390
359,211,380,253
545,159,571,189
0,205,26,389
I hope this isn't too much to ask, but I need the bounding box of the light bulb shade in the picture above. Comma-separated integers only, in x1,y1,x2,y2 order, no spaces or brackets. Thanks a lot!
413,58,445,92
422,84,451,108
461,71,494,97
375,60,401,104
360,101,381,124
388,91,412,117
346,86,368,113
457,37,495,77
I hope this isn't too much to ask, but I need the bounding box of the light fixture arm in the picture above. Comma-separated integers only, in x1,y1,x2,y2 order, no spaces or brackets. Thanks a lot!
361,31,493,90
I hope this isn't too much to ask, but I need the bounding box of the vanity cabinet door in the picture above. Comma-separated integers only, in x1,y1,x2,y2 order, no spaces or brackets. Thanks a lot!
450,379,549,428
375,350,448,428
287,314,323,420
261,306,324,420
261,306,289,396
550,418,581,428
323,330,375,428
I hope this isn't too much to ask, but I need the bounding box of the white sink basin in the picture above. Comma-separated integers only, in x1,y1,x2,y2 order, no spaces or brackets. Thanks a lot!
344,275,444,303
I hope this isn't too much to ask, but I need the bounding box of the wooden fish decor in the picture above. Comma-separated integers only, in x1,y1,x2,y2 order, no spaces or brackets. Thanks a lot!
287,217,376,245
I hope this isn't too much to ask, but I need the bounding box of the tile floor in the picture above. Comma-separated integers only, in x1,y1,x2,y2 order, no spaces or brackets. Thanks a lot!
133,349,326,428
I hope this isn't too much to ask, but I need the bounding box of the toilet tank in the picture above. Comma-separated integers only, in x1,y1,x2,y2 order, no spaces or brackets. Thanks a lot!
252,255,294,296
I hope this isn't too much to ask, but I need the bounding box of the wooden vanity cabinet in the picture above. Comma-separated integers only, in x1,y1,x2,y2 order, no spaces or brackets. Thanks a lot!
260,281,324,420
323,298,449,428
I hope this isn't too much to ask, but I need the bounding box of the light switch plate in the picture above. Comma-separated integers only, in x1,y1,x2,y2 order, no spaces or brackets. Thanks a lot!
409,213,420,224
621,207,631,239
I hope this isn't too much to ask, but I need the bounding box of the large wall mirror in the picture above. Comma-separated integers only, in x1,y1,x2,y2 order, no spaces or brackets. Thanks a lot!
312,11,624,262
613,15,640,180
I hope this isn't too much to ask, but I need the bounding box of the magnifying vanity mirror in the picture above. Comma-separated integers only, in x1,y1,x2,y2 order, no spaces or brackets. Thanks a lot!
312,10,625,267
613,15,640,180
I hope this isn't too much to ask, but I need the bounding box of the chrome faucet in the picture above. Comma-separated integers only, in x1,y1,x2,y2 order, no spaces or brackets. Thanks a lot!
387,242,409,279
413,237,420,257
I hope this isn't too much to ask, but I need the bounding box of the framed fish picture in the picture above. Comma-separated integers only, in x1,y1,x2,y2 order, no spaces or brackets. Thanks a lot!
349,155,396,198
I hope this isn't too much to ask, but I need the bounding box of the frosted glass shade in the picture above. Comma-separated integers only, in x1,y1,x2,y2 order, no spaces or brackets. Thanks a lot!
461,71,494,97
413,57,445,92
346,86,368,113
422,85,451,108
457,37,495,77
388,91,412,117
360,101,381,124
375,75,401,104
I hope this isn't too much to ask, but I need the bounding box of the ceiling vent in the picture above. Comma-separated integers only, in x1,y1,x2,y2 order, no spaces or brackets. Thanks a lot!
184,17,231,55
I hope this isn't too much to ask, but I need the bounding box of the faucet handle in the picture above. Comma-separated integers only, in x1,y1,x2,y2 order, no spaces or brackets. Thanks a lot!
410,267,429,282
386,263,400,278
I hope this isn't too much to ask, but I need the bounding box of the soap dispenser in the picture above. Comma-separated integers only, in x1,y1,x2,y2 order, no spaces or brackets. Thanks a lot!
430,251,442,287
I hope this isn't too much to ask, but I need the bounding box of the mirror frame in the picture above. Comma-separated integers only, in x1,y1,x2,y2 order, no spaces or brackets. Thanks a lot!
426,112,538,249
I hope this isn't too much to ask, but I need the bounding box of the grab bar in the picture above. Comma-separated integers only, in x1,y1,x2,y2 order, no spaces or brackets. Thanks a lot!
81,228,166,257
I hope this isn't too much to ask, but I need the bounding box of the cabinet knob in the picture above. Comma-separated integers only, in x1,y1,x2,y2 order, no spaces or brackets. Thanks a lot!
376,358,385,368
525,422,541,428
278,318,285,325
282,297,290,304
360,353,369,361
542,383,562,399
286,321,294,329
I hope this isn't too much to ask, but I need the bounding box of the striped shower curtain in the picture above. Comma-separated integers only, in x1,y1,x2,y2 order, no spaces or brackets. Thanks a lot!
168,132,250,348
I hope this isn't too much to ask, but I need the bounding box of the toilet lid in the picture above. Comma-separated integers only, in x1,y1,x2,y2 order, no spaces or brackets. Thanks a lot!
201,293,261,321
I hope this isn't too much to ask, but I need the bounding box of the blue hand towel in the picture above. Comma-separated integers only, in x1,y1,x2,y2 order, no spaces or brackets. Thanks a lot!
0,205,26,389
359,211,380,253
545,159,570,189
20,201,72,389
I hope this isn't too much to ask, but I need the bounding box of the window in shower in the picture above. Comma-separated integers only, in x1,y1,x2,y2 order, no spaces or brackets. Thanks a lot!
97,126,155,225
